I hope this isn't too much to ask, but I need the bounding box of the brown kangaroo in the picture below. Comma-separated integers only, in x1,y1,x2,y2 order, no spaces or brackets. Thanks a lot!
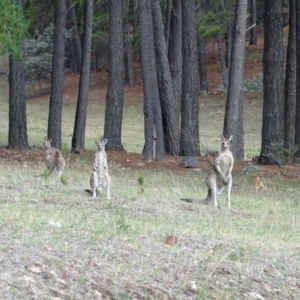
87,139,110,198
44,137,66,177
204,135,234,207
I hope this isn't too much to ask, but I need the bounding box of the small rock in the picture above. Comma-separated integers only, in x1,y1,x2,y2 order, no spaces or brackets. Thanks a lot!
180,157,197,168
29,266,41,274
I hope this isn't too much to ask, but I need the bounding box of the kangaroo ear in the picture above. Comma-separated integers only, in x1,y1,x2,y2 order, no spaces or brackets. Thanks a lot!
229,135,233,141
103,139,108,145
220,134,225,140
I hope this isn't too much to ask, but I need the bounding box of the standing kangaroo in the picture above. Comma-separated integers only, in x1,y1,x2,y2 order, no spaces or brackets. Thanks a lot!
44,137,66,176
204,135,234,207
89,138,110,198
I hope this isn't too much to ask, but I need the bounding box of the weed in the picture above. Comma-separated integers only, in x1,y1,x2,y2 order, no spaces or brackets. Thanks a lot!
60,175,68,186
268,142,299,165
137,176,145,195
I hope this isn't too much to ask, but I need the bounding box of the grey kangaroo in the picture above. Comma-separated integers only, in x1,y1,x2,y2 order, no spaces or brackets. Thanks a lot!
88,138,110,198
44,137,66,176
204,135,234,207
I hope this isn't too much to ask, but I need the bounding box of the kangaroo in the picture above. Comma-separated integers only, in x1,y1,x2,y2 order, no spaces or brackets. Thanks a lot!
87,138,110,199
204,135,234,207
44,137,66,176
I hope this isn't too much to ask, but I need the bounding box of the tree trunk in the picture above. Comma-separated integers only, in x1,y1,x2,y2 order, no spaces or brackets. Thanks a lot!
284,0,296,150
259,0,284,164
168,0,182,125
48,0,67,149
164,0,172,53
223,0,247,159
103,0,125,151
7,0,29,149
139,0,164,161
198,37,208,94
197,1,208,94
66,0,82,73
71,0,93,154
123,0,135,87
217,33,228,89
295,0,300,155
249,0,257,45
152,0,180,155
180,0,200,156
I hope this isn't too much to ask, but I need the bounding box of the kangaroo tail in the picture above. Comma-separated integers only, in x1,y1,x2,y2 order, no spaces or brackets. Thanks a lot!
84,189,93,195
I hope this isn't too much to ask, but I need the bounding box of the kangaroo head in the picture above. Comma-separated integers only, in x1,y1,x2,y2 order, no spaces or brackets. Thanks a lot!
95,138,108,152
220,134,232,151
44,137,52,149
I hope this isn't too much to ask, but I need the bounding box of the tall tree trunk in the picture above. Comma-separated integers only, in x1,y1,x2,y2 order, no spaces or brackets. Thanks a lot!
164,0,172,53
123,0,135,87
104,0,125,151
180,0,200,156
249,0,257,45
197,1,208,94
198,37,208,94
223,0,247,159
139,0,164,161
66,0,82,73
7,0,29,149
295,0,300,155
152,0,179,155
259,0,284,164
168,0,182,125
71,0,93,154
284,0,296,150
48,0,67,149
217,33,228,89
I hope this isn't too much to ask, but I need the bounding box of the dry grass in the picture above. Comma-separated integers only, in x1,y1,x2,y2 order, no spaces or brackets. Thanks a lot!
0,159,300,299
0,45,299,298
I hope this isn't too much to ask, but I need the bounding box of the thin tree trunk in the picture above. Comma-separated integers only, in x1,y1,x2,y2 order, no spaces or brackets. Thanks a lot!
198,37,208,94
66,0,82,73
123,0,135,87
139,0,164,161
152,0,179,155
294,0,300,156
284,0,296,150
164,0,172,53
217,33,228,89
249,0,257,45
47,0,67,149
71,0,93,153
223,0,247,159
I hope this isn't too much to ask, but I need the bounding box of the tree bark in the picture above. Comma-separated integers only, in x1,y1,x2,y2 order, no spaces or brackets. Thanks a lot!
139,0,164,161
47,0,67,149
7,0,29,150
180,0,200,156
66,0,82,73
295,0,300,155
259,0,284,164
152,0,179,155
168,0,182,124
123,0,135,87
217,33,228,89
284,0,296,150
103,0,125,151
223,0,247,159
71,0,93,153
249,0,257,45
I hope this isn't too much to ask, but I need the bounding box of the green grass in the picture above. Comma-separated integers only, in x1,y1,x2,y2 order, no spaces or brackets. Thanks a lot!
0,160,299,299
0,75,299,298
